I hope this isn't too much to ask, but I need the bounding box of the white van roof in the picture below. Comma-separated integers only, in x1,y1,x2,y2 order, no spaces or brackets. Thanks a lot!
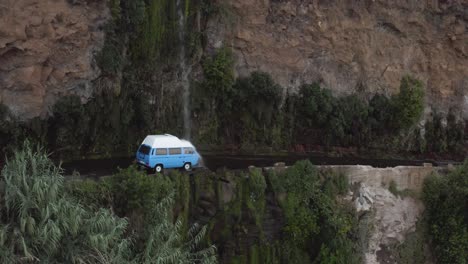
141,134,195,149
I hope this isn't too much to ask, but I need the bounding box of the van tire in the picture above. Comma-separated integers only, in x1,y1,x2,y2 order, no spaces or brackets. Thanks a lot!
155,164,163,173
183,163,192,171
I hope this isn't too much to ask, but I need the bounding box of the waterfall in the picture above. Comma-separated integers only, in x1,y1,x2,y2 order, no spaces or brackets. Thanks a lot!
177,0,191,140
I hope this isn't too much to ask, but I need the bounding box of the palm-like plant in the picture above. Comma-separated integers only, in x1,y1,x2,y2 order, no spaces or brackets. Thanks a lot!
0,141,131,263
0,141,217,263
140,194,217,264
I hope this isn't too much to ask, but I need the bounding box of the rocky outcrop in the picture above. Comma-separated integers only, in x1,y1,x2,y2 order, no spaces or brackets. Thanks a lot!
208,0,468,118
352,183,424,264
0,0,109,119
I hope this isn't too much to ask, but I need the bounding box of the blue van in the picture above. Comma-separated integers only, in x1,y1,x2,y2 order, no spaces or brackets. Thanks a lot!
136,134,201,172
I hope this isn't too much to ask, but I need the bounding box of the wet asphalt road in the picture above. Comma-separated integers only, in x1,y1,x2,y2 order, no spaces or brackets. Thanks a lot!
59,153,445,177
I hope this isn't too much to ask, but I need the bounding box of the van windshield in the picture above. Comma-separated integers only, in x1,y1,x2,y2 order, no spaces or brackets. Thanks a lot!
139,145,151,155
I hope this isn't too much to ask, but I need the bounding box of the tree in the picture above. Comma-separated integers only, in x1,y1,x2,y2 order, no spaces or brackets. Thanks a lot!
296,83,335,128
392,76,425,130
0,141,218,264
202,47,235,112
423,161,468,264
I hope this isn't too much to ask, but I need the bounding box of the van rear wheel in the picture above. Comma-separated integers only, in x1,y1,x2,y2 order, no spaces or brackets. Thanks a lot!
183,163,192,171
155,164,163,173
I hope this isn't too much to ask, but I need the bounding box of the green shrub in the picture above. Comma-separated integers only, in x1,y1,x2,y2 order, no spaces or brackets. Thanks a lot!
0,142,217,263
331,95,370,146
96,24,124,75
388,180,399,196
368,94,394,135
67,179,113,209
0,141,131,263
422,162,468,264
392,75,425,130
270,160,361,263
249,169,267,201
296,83,335,128
446,109,465,154
202,47,235,104
322,170,349,198
395,220,429,264
271,160,323,245
425,111,448,153
109,165,174,217
50,95,90,154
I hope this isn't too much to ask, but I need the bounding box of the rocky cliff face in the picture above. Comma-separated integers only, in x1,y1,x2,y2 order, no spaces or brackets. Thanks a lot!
207,0,468,118
0,0,108,119
1,0,467,121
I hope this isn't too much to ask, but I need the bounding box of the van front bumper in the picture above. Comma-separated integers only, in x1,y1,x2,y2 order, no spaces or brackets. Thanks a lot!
135,160,151,169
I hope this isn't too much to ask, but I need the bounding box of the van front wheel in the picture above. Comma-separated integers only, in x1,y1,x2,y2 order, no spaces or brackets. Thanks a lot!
183,163,192,171
155,164,163,173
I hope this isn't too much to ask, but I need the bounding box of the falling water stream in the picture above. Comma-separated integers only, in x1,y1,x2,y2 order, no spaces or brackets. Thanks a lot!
177,0,191,140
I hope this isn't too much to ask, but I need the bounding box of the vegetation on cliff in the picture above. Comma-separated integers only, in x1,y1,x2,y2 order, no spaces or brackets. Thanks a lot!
423,162,468,264
0,142,217,263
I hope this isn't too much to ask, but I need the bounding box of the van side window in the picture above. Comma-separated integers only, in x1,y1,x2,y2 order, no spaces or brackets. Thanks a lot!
156,149,167,155
169,148,182,155
184,148,194,154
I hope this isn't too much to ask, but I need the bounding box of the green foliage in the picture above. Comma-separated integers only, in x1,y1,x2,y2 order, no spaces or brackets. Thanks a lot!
233,72,282,124
296,83,335,128
392,75,425,130
67,179,113,209
388,180,399,196
132,0,178,61
50,95,90,154
332,95,370,146
291,76,428,150
424,111,447,153
202,47,235,103
139,193,218,264
109,165,173,216
0,141,131,263
197,54,284,147
110,0,122,20
295,84,371,146
44,84,155,158
368,94,395,135
96,22,124,75
0,142,217,263
424,109,466,155
269,160,361,263
394,220,429,264
232,72,283,147
322,170,349,198
0,104,22,153
446,109,465,153
246,169,267,226
248,169,267,201
423,162,468,264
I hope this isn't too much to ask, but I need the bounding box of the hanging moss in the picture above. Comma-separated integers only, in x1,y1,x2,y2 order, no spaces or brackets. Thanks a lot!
109,0,121,21
132,0,177,62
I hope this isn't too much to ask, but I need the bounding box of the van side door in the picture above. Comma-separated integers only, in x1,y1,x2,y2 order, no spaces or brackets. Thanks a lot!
168,148,183,168
154,148,168,168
